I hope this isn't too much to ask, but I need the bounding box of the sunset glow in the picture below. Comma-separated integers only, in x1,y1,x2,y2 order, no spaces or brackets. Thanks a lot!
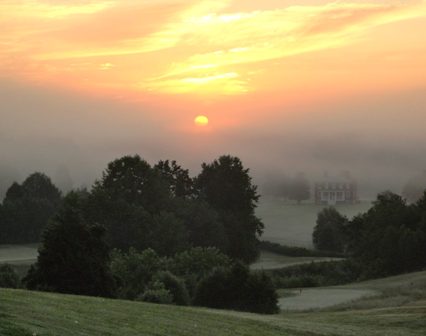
194,115,209,126
1,0,425,101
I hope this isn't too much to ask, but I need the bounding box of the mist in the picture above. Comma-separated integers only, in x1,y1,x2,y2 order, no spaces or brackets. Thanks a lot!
1,78,426,199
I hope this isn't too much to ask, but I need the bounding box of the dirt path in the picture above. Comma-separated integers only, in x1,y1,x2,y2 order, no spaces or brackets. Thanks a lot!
278,288,378,311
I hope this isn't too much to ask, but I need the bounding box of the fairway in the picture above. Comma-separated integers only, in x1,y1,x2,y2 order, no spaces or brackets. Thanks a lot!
251,251,342,270
256,197,372,247
0,244,38,264
1,279,425,336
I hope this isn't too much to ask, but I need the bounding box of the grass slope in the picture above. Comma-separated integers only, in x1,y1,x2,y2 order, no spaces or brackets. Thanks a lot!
0,289,285,336
1,273,426,336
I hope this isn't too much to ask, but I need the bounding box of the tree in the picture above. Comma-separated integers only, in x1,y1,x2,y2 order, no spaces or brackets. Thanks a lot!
173,199,228,252
345,191,426,277
195,155,263,263
0,173,61,243
154,160,194,198
24,192,115,297
313,207,347,253
87,155,174,250
402,171,426,203
288,172,310,204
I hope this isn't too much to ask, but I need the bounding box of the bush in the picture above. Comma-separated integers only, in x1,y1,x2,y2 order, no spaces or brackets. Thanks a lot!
168,247,232,296
267,260,361,289
110,248,167,300
153,271,190,306
138,281,173,304
194,263,279,314
0,264,20,288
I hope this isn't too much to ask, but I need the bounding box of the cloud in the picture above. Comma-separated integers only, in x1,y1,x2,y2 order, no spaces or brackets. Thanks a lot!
0,1,425,95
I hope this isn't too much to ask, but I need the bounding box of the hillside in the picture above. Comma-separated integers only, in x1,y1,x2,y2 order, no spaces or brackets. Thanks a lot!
1,270,426,336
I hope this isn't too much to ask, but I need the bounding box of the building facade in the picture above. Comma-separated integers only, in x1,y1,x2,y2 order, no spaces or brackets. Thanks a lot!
314,175,358,205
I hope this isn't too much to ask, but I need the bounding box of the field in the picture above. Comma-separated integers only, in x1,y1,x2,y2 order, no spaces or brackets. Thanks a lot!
256,197,372,247
0,244,38,265
1,271,425,336
251,251,342,270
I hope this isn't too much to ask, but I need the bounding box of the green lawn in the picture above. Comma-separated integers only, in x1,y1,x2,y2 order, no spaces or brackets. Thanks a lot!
1,284,425,336
256,197,372,247
251,251,342,270
0,244,38,265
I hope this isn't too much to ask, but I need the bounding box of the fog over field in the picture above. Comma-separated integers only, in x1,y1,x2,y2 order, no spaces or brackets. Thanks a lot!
2,79,425,199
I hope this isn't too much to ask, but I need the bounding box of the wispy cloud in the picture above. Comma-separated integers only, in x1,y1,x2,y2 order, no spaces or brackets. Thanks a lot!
0,0,425,95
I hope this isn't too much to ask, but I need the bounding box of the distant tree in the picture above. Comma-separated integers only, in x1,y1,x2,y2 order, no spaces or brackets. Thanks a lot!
313,207,347,253
195,155,263,263
288,173,310,204
21,173,61,203
402,171,426,203
24,192,115,297
262,175,291,199
0,173,61,243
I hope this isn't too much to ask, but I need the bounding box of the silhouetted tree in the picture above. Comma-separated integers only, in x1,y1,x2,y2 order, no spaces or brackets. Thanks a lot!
313,207,347,253
154,160,194,198
0,173,61,243
195,155,263,263
24,192,115,297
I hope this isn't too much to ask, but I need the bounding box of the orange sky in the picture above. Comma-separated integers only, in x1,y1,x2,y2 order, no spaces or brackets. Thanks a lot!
1,0,425,105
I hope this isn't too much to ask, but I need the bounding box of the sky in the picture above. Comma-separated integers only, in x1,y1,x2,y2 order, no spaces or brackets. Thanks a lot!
1,0,426,197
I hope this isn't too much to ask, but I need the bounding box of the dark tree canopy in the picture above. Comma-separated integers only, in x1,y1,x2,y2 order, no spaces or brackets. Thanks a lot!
313,207,347,253
154,160,194,198
24,192,115,297
193,262,279,314
343,191,426,277
0,172,61,243
195,155,263,263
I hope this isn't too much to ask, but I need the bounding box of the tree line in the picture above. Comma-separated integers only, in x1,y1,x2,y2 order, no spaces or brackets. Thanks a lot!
313,191,426,278
0,155,278,314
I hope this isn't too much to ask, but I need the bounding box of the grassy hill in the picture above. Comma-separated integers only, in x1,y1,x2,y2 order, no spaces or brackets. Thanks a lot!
1,271,426,336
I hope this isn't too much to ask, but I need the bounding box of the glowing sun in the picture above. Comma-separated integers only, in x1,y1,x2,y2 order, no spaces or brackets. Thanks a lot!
194,115,209,126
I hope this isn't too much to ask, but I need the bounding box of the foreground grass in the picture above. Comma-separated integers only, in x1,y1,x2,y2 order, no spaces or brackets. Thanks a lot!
1,284,425,336
0,289,286,336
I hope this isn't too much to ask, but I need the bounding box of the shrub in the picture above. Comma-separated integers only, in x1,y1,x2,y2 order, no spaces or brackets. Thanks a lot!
138,281,173,304
0,264,20,288
153,271,190,306
194,262,279,314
